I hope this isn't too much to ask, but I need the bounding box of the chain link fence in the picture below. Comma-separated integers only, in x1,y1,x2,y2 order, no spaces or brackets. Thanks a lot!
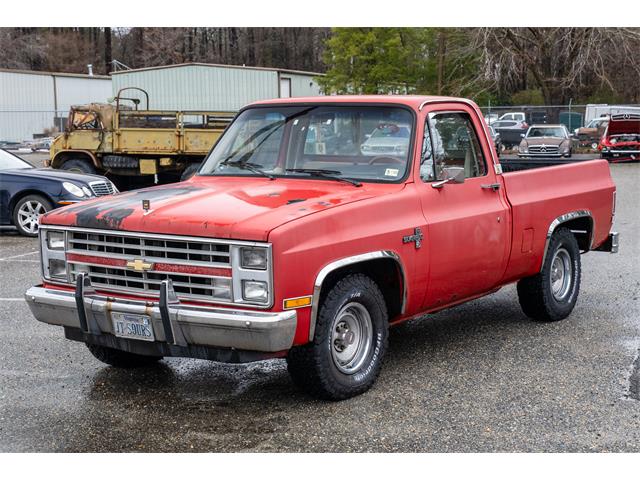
479,103,640,149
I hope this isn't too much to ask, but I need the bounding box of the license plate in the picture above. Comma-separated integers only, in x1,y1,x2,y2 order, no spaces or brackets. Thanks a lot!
111,312,155,342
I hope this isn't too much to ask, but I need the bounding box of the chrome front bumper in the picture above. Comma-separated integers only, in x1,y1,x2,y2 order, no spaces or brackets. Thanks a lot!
25,274,297,354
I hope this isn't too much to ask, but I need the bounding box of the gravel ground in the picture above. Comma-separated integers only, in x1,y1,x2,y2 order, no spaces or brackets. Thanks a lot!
0,159,638,452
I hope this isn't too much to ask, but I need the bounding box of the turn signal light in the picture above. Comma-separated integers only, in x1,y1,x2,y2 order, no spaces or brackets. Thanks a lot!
283,296,312,310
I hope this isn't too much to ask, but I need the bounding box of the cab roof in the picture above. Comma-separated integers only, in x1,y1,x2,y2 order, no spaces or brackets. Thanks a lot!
248,95,476,111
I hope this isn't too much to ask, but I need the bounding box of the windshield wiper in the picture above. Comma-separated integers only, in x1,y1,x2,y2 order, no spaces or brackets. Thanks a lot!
223,158,275,180
286,168,362,187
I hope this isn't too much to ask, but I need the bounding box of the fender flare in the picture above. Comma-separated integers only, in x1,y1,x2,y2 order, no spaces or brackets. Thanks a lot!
51,150,100,169
541,209,594,270
308,250,407,342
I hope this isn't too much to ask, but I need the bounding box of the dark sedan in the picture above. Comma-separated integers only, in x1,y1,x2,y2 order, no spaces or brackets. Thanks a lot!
0,149,118,236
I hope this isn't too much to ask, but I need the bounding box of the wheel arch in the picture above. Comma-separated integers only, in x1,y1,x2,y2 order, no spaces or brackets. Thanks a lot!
309,251,406,342
51,150,99,169
541,210,594,270
10,189,56,215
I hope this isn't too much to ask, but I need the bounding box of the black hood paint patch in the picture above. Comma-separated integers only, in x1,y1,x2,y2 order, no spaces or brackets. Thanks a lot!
59,185,205,230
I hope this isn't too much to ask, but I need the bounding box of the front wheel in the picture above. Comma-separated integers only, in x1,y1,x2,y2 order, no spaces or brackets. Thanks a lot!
60,158,96,174
12,194,53,236
517,227,581,321
286,274,388,400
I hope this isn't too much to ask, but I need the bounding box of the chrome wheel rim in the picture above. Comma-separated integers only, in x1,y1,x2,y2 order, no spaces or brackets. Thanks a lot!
17,200,46,234
550,248,572,301
330,302,373,374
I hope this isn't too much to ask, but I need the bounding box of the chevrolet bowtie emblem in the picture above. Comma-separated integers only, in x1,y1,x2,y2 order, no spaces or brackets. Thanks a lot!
403,227,424,249
126,259,153,272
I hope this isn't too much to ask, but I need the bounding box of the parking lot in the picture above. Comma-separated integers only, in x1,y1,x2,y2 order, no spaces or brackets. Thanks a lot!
0,155,638,452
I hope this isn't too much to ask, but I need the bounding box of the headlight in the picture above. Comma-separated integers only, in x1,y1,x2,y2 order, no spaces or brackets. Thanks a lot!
46,230,65,250
361,145,371,151
231,244,271,306
82,186,93,197
40,228,67,281
48,259,67,279
242,280,268,302
240,247,267,270
610,138,617,144
62,182,85,198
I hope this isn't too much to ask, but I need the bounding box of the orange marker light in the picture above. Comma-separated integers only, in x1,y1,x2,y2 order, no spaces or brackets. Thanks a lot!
283,296,312,310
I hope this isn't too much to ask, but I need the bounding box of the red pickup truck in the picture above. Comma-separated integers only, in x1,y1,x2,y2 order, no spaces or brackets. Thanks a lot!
26,95,619,400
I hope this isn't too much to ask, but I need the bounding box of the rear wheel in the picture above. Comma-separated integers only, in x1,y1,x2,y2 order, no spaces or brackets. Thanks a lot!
286,273,388,400
517,228,581,321
86,344,162,368
60,158,96,174
12,194,53,236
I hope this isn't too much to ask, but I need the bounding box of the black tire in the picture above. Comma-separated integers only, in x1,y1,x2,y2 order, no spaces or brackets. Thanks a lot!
181,163,201,181
12,194,53,237
60,158,96,174
286,273,389,400
86,343,162,368
517,227,581,322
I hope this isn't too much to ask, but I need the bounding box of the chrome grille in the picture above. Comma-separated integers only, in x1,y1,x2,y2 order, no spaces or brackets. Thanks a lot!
68,231,231,266
66,230,232,302
89,181,116,196
528,145,559,154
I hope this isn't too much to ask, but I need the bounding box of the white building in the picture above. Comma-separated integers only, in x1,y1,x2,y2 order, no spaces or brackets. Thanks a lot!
0,68,112,143
0,63,324,143
110,62,323,111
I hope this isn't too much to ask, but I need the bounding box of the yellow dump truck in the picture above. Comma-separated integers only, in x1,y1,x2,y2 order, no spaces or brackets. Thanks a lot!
47,88,234,187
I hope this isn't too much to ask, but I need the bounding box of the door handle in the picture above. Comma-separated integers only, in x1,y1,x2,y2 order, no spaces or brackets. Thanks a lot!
481,183,501,191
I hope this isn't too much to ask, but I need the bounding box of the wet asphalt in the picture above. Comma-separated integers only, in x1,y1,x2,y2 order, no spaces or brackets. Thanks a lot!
0,157,638,452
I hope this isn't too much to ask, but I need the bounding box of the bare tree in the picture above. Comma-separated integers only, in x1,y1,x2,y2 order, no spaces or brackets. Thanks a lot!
474,27,640,104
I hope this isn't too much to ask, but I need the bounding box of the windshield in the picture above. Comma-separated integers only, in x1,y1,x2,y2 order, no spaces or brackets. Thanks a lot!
587,118,608,128
0,149,33,170
526,127,566,138
199,106,414,183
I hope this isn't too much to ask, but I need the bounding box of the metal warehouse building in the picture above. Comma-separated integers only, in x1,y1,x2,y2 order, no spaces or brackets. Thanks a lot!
0,68,112,143
110,63,323,111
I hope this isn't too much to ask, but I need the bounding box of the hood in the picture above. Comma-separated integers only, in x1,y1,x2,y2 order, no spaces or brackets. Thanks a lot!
607,119,640,136
42,176,405,241
522,137,567,146
3,167,108,184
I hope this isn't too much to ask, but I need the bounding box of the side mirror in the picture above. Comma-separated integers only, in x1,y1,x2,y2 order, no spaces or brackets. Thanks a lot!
520,133,525,138
432,166,465,189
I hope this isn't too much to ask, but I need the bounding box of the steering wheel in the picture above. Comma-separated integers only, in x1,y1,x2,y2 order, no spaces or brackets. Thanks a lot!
367,155,405,165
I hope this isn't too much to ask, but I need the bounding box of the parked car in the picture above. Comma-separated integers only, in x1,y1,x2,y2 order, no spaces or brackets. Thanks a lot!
492,119,529,147
499,111,526,122
26,95,618,401
575,117,609,149
0,148,118,236
599,113,640,162
484,113,499,125
518,124,572,158
360,123,411,157
487,125,502,156
29,136,57,151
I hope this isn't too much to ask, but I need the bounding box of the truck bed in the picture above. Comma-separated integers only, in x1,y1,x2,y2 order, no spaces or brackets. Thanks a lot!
500,159,615,283
500,157,585,173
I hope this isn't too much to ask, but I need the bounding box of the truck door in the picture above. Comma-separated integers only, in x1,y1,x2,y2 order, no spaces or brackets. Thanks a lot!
417,105,510,309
